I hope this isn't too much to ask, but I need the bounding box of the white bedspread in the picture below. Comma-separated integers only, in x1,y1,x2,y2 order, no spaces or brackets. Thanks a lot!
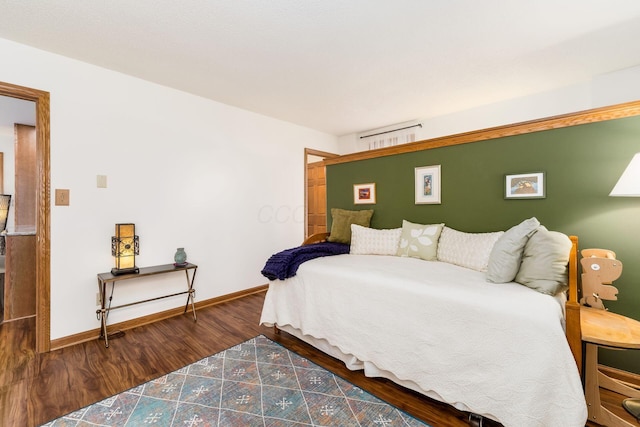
260,254,587,427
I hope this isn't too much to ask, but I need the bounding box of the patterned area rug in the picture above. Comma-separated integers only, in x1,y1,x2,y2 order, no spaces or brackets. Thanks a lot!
42,335,431,426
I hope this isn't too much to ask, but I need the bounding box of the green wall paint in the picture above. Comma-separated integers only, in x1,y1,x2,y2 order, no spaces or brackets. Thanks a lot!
327,115,640,374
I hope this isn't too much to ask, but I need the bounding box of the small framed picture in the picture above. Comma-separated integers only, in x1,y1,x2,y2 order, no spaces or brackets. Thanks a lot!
353,183,376,204
505,172,545,199
415,165,441,204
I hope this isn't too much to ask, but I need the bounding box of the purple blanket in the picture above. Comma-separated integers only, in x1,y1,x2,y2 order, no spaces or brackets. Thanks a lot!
261,241,350,280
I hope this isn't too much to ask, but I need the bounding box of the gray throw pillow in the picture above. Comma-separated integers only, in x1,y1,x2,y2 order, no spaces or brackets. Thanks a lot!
486,217,540,283
515,226,572,295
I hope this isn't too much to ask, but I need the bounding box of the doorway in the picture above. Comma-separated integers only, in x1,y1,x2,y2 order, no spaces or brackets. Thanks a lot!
0,81,51,353
304,148,337,238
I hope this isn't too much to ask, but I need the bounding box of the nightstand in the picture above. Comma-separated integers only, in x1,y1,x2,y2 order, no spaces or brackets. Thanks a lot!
581,306,640,426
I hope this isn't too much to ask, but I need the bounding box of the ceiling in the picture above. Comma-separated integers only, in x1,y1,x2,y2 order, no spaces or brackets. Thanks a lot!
1,1,640,136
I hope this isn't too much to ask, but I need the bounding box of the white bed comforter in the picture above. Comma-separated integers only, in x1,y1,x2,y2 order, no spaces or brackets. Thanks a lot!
260,254,587,427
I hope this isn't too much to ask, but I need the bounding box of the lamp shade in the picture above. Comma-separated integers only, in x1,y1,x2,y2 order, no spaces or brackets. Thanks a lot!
610,153,640,197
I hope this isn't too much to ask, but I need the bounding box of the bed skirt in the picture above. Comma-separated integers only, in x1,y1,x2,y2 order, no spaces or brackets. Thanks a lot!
273,324,494,421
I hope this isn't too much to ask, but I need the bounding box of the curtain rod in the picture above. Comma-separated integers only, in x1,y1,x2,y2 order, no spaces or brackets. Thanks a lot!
359,123,422,139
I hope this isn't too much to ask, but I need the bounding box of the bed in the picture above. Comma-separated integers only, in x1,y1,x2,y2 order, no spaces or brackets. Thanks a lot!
260,218,587,427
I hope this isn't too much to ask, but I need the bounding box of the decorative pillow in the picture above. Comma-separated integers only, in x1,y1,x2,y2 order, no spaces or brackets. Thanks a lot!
437,226,504,272
396,220,444,261
515,226,572,295
486,217,540,283
327,208,374,244
350,224,402,255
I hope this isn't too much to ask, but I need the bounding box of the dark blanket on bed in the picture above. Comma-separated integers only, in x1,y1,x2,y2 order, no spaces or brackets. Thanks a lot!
261,241,350,280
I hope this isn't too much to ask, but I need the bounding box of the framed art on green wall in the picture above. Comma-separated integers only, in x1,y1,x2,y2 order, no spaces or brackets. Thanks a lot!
353,183,376,204
415,165,441,204
505,172,545,199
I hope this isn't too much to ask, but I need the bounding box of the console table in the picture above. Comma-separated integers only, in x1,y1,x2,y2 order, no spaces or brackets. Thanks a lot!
96,263,197,347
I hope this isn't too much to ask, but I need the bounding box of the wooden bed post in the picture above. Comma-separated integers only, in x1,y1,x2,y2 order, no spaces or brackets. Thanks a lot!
302,232,330,246
565,235,583,376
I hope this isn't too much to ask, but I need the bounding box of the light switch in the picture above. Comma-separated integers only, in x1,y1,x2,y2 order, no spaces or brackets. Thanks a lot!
55,189,70,206
97,175,107,188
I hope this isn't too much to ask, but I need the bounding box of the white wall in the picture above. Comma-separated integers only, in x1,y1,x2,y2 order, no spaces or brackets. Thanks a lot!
0,38,338,340
339,65,640,154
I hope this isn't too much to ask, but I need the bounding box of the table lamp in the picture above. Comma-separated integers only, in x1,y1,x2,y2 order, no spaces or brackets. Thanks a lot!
111,223,140,275
609,152,640,421
610,153,640,197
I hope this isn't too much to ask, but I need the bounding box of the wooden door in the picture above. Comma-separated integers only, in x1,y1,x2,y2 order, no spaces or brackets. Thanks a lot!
305,149,337,238
306,160,327,237
14,124,36,228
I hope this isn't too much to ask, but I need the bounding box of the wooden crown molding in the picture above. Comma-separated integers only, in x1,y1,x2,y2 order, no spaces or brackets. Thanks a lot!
326,100,640,166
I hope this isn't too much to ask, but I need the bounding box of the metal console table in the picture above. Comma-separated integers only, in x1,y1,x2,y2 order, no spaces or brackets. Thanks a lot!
96,263,197,347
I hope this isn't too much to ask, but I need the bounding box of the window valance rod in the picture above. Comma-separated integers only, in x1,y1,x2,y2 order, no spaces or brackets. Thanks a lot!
359,123,422,139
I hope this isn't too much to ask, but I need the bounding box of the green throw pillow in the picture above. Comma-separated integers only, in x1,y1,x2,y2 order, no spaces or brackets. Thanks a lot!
396,220,444,261
328,208,374,244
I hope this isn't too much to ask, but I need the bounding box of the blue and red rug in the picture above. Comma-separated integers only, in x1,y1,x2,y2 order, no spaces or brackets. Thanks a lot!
41,335,431,426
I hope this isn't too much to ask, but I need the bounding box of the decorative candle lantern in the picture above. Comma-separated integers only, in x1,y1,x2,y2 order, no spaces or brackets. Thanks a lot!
111,223,140,275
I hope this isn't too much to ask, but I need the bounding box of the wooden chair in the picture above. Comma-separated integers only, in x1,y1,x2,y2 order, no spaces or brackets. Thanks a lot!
580,249,640,426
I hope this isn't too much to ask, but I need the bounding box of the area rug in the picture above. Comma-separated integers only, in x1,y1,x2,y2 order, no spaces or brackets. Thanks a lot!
41,335,431,426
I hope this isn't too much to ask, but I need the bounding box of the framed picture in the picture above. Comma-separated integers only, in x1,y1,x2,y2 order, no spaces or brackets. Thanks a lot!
505,172,545,199
415,165,441,204
353,183,376,204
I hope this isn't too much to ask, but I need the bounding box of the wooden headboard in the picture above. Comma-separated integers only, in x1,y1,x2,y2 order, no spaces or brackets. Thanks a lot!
565,235,583,375
302,232,330,245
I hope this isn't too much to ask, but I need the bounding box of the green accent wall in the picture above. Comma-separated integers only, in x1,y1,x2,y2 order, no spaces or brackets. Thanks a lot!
327,115,640,374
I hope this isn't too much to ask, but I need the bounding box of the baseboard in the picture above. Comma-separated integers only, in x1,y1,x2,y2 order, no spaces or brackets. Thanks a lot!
50,284,268,351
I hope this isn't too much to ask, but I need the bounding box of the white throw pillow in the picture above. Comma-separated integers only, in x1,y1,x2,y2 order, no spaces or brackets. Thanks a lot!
486,217,540,283
437,226,504,272
350,224,402,255
396,220,444,261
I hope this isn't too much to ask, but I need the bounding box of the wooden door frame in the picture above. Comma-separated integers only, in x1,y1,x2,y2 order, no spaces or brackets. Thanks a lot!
304,148,337,238
0,81,51,353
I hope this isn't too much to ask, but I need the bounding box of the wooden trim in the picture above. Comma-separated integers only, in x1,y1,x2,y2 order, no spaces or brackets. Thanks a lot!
0,81,51,353
325,100,640,166
195,284,268,309
305,148,339,160
49,285,269,350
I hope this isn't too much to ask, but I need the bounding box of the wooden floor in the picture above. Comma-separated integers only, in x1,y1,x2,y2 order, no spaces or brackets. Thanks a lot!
0,290,637,427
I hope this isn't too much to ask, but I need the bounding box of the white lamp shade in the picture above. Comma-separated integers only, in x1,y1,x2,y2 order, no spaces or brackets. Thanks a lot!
610,153,640,197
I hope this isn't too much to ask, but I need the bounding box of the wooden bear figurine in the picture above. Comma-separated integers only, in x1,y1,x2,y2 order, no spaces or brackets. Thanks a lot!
579,248,623,309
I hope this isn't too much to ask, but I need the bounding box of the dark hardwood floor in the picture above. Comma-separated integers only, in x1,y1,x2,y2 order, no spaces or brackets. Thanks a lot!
0,290,636,426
